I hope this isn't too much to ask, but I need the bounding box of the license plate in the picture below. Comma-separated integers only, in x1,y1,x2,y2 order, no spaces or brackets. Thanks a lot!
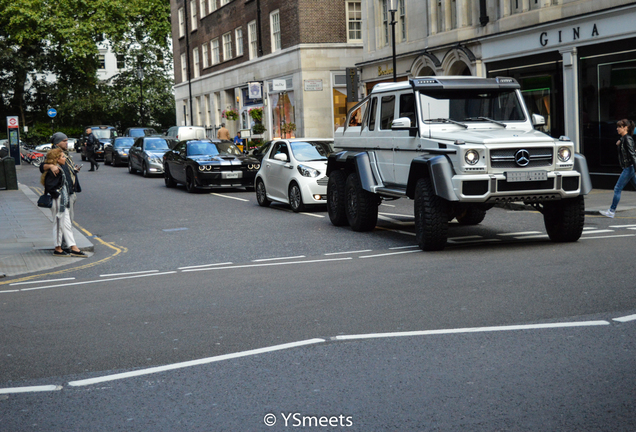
505,171,547,182
222,172,240,179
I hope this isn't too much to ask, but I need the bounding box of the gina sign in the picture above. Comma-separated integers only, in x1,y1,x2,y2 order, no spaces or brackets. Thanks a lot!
539,23,599,47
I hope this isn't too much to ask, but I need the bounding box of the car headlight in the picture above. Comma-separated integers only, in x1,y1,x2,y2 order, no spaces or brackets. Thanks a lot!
118,150,127,156
149,156,162,164
247,163,260,170
557,146,571,162
198,164,206,172
297,164,320,177
464,149,480,165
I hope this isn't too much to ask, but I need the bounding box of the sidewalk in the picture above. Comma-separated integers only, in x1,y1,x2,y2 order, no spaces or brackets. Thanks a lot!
0,184,93,278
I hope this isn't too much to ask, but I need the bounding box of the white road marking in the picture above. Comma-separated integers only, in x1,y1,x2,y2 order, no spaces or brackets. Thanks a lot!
210,193,249,202
583,227,597,230
610,224,636,228
448,235,482,241
448,238,501,244
498,231,543,236
580,234,636,240
613,314,636,323
182,257,352,273
178,262,233,270
324,250,373,256
334,320,611,341
67,339,326,387
378,215,414,226
299,212,325,218
581,230,614,235
380,203,395,207
375,227,416,236
0,385,63,395
10,277,75,286
389,245,419,250
378,212,413,218
18,271,177,292
360,250,421,258
252,255,306,262
0,290,19,294
99,270,159,278
514,234,550,239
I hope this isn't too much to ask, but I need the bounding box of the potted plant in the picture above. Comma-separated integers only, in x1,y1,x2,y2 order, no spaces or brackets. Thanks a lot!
252,123,267,135
281,122,296,137
222,108,238,121
248,107,263,122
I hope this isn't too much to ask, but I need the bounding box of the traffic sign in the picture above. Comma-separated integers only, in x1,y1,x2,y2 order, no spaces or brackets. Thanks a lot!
47,108,57,118
7,116,19,128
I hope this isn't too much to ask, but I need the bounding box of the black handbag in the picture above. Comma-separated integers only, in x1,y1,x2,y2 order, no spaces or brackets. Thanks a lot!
37,193,53,208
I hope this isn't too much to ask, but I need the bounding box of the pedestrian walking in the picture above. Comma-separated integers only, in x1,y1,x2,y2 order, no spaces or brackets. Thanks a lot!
217,123,231,141
600,118,636,218
40,132,82,252
40,148,87,257
85,127,99,171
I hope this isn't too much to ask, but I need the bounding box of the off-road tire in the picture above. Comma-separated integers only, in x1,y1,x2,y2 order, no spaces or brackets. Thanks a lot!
543,195,585,242
456,207,487,225
256,179,271,207
345,172,378,232
414,177,449,251
327,170,349,226
289,182,305,213
164,166,176,188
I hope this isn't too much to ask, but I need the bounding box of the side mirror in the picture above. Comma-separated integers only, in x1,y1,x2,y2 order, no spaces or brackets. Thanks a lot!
392,117,412,128
532,114,546,126
274,153,288,162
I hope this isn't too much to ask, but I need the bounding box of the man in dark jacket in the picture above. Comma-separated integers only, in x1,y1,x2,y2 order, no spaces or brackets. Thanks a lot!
85,127,99,171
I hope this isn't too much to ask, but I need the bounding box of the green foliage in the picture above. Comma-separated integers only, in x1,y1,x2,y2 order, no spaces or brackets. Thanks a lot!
252,123,267,135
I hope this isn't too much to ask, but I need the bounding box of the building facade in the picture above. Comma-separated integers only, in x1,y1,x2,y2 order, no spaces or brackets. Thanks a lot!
170,0,364,140
360,0,636,188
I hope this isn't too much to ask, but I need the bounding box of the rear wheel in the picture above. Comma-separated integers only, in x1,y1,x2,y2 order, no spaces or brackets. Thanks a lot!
256,179,271,207
185,168,197,193
164,165,176,188
345,172,378,232
289,182,305,212
414,177,449,251
543,196,585,242
327,170,349,226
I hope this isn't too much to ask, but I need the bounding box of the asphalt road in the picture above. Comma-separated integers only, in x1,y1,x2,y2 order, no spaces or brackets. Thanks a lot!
1,162,635,430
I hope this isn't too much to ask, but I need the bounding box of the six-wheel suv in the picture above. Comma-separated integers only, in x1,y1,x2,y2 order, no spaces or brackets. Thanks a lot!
326,76,592,251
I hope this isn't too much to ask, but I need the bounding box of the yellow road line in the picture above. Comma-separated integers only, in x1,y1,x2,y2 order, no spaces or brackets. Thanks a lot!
0,222,127,286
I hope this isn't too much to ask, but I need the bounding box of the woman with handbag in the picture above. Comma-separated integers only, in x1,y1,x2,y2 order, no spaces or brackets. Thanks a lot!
40,148,87,257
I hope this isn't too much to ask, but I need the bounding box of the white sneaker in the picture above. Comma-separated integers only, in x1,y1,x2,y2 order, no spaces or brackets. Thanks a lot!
599,209,615,218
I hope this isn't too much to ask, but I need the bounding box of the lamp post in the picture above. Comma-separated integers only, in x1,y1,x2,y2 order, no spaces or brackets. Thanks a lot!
389,0,398,82
137,66,144,125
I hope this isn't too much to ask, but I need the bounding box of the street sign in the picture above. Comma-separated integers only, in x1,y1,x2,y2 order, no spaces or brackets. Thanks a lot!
47,108,57,118
7,116,19,128
272,79,286,91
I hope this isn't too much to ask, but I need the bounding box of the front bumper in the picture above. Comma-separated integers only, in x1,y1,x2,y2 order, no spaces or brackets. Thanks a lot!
299,176,328,204
195,170,257,187
146,160,164,174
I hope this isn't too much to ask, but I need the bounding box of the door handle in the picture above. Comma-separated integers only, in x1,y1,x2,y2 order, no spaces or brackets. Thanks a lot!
284,164,293,169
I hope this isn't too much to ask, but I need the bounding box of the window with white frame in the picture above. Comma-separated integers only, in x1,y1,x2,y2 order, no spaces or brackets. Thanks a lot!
221,0,231,5
399,0,406,40
208,0,216,12
98,54,106,69
116,54,125,69
382,0,389,45
222,32,232,61
211,39,220,65
181,52,187,83
178,8,185,37
248,20,257,59
199,0,206,17
270,10,281,52
347,2,362,42
190,0,197,30
202,43,209,68
235,28,243,56
193,47,199,78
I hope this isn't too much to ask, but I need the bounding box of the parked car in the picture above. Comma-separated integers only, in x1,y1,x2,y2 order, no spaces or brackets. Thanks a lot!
255,139,333,212
104,137,135,166
163,139,261,193
123,127,158,138
35,143,52,151
79,125,118,161
128,136,176,177
165,126,207,141
36,137,76,152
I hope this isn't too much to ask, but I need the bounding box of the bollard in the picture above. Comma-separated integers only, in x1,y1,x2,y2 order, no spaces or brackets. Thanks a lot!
1,156,18,190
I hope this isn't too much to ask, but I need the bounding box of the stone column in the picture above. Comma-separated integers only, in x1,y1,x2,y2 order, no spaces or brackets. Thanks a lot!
430,0,438,34
501,0,510,17
459,0,470,27
560,47,581,152
444,0,452,31
522,0,530,12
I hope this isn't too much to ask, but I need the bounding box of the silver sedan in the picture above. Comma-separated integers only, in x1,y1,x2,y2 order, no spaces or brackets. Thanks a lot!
128,137,176,178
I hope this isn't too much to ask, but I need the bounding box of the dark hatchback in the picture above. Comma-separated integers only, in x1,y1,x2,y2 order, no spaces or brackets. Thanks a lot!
164,140,261,193
104,137,135,166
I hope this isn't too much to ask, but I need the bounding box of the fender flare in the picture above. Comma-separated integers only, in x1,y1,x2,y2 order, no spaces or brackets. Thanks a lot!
406,155,458,201
574,153,593,195
327,151,379,192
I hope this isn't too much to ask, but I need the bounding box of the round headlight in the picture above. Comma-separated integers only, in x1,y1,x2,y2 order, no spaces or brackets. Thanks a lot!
557,146,571,162
198,165,205,172
464,149,480,165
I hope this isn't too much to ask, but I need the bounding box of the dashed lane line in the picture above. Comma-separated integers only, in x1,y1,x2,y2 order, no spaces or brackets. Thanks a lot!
10,277,75,286
252,255,306,262
100,270,159,278
210,193,249,202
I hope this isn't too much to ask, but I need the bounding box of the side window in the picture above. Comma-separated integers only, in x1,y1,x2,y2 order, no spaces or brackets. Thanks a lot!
347,99,367,127
367,97,378,131
380,95,395,130
399,93,416,125
272,142,289,159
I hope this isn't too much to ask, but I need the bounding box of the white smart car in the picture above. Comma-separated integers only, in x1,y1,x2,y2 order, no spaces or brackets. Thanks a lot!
255,138,333,212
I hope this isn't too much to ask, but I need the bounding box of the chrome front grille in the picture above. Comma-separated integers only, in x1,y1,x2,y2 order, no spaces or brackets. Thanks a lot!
490,147,553,168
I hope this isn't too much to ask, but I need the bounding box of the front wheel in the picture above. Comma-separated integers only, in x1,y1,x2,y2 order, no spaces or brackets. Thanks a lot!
185,168,197,193
142,162,150,178
32,156,44,168
345,172,378,232
414,177,449,251
543,196,585,242
327,170,349,226
289,182,305,212
164,165,176,188
128,159,136,174
256,179,271,207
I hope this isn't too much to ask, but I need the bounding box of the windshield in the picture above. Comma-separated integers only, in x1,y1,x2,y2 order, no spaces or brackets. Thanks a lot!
419,90,526,123
187,142,242,156
290,141,332,162
93,129,115,139
144,138,170,150
114,138,134,148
